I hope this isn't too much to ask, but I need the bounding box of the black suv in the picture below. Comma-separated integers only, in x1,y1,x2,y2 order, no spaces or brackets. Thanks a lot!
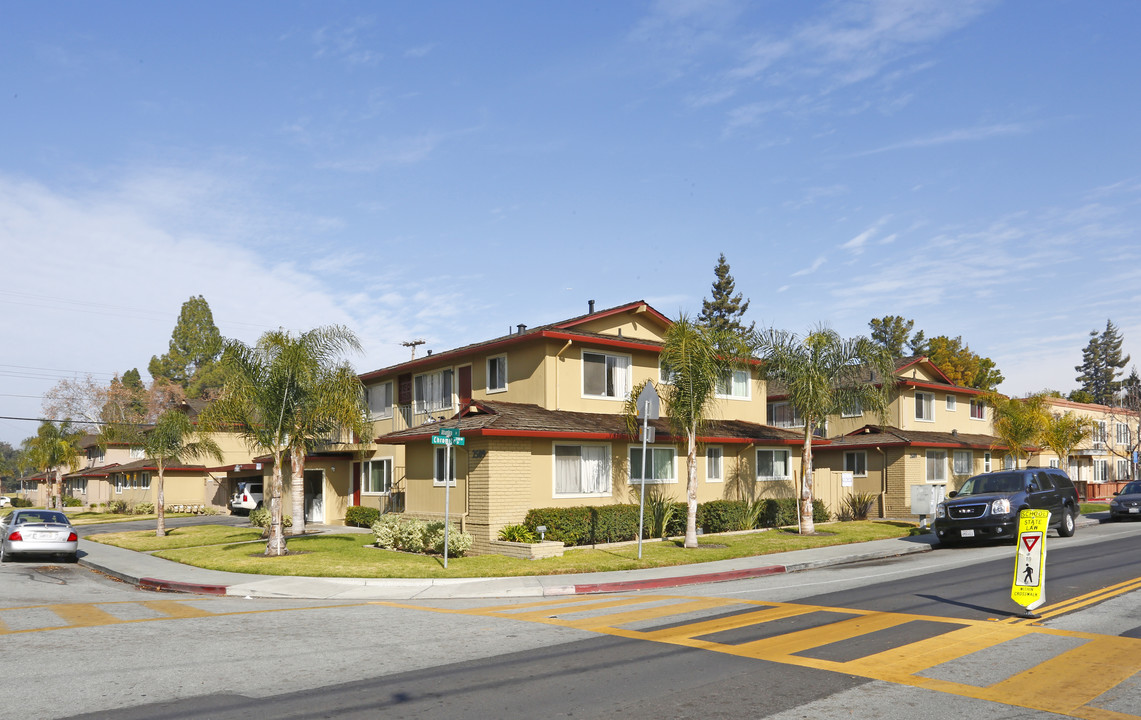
934,467,1079,545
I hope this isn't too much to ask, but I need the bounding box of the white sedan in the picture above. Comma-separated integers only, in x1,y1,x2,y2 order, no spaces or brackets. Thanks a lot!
0,496,10,507
0,509,79,563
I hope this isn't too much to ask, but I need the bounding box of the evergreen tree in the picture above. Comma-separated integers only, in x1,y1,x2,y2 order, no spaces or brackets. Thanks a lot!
868,316,915,357
698,254,754,335
1075,320,1131,404
149,295,226,399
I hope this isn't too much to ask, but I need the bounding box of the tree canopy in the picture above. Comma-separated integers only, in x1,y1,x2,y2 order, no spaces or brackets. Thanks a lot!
143,408,224,536
1075,319,1131,405
149,295,227,399
698,254,754,335
866,316,1003,391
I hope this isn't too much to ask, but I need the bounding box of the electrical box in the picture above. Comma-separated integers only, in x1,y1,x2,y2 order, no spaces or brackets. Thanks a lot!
910,484,946,515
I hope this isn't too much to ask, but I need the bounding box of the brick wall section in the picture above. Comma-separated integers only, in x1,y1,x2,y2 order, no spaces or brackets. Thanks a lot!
467,437,535,555
883,449,912,517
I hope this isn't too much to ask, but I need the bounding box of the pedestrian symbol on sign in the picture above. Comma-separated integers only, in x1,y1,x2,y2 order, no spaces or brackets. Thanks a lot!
1011,509,1050,615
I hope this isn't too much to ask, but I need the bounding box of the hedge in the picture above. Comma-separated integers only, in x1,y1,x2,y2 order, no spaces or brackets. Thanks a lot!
344,506,381,528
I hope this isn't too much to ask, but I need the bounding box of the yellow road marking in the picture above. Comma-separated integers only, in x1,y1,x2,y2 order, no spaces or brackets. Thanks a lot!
141,600,215,619
48,604,124,628
844,621,1027,679
1005,575,1141,624
498,596,661,622
989,635,1141,712
557,598,744,631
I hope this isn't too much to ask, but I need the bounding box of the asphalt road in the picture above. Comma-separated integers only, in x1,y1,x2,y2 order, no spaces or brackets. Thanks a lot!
2,520,1138,720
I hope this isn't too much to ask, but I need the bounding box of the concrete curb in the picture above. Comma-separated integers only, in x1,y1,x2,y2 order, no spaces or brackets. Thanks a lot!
572,564,788,594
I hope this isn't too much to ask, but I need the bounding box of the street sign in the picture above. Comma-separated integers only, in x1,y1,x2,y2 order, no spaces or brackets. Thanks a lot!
431,434,464,446
637,382,660,420
451,437,465,446
440,427,461,438
1011,509,1050,612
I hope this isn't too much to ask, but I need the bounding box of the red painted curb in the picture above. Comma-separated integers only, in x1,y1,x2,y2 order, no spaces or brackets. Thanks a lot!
573,565,787,594
139,577,230,596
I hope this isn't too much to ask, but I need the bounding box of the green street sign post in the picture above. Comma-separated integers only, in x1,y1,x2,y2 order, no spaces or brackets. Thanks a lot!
430,429,463,567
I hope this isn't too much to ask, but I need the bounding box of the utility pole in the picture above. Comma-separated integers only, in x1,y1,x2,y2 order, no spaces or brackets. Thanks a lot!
401,339,426,360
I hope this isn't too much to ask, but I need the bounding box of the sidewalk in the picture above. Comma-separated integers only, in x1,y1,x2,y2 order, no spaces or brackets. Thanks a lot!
76,515,1103,600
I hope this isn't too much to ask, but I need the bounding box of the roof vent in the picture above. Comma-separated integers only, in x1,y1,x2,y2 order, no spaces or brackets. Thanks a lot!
952,428,958,438
589,299,595,313
427,349,433,356
517,324,527,334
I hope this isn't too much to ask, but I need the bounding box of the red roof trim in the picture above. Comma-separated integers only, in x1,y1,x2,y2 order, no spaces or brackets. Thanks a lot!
898,378,984,395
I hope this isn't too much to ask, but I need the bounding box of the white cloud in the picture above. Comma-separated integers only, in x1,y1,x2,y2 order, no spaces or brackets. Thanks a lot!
791,256,826,277
852,123,1028,156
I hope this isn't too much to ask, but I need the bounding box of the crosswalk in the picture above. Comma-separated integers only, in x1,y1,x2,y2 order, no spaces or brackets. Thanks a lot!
380,594,1141,720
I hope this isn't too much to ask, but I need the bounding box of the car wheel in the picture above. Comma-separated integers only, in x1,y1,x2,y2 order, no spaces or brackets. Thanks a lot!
0,546,9,563
1058,507,1077,537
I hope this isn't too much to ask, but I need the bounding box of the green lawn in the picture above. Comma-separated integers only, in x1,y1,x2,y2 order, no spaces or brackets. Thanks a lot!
88,521,915,579
1081,503,1110,514
87,525,265,550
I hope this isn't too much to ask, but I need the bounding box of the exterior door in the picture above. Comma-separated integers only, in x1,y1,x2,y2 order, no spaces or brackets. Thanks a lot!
458,365,472,405
304,469,324,523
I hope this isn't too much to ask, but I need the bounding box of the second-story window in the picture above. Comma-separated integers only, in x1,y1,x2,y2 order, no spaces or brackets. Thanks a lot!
130,447,145,459
1116,422,1130,446
583,351,630,399
915,392,934,422
970,399,986,420
414,369,454,414
768,402,803,428
366,382,393,419
841,400,863,418
1094,421,1107,445
716,369,750,399
487,355,507,393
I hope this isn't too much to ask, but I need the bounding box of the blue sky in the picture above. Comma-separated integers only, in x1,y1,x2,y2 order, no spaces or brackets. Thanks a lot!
2,0,1140,446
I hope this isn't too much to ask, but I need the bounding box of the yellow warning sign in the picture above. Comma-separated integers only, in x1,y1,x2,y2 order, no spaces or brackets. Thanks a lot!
1011,509,1050,611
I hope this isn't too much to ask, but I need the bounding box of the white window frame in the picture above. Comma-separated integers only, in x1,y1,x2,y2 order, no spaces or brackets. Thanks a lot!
840,400,863,418
1116,422,1131,446
1049,458,1059,469
487,355,508,394
716,369,751,400
768,402,804,428
552,443,612,497
1094,421,1108,445
984,452,992,473
946,396,957,411
115,475,123,494
659,359,676,385
362,457,393,495
915,392,935,422
366,381,393,420
1117,459,1130,481
757,448,791,481
581,350,631,400
130,447,145,459
140,472,151,490
1003,454,1015,470
953,450,972,476
844,451,867,477
629,445,678,485
433,446,457,487
706,446,723,482
1093,459,1108,483
926,450,947,483
969,399,985,420
415,369,454,415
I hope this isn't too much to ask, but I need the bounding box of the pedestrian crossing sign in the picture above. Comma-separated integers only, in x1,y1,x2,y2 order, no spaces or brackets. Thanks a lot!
1011,509,1050,611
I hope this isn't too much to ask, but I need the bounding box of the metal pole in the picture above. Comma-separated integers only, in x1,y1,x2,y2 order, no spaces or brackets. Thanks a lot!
638,413,648,560
443,439,451,569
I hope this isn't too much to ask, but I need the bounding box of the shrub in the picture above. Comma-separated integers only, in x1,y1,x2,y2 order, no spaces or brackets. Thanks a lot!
249,507,292,529
498,524,537,543
107,499,128,514
642,486,676,539
524,507,593,546
62,495,83,507
345,506,381,528
393,518,427,553
425,522,473,556
371,515,403,549
839,492,878,521
696,500,750,533
134,502,154,515
591,504,640,544
11,497,34,507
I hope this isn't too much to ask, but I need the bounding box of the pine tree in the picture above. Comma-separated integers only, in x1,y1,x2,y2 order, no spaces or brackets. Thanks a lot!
149,296,226,399
698,254,754,335
868,316,915,357
1075,320,1131,404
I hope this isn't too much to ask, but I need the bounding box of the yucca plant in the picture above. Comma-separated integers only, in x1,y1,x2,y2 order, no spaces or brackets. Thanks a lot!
840,492,879,521
498,523,537,543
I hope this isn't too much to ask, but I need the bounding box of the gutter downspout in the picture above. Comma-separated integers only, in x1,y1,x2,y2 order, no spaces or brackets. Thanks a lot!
555,339,573,410
875,445,887,518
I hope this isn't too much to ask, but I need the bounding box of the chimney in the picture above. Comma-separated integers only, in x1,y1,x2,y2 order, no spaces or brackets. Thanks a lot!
517,324,527,334
588,299,595,313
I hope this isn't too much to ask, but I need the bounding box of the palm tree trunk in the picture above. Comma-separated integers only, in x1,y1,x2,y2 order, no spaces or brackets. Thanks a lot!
156,462,166,537
684,428,698,548
266,451,287,556
800,424,815,535
290,445,306,536
53,469,63,510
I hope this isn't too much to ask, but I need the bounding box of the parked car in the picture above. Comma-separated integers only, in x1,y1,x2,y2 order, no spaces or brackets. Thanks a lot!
1109,481,1141,521
934,467,1079,546
0,509,79,563
0,496,10,508
230,481,264,515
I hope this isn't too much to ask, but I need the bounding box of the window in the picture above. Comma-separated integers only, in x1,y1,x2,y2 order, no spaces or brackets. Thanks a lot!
926,450,947,482
1049,459,1059,469
363,458,392,494
140,472,151,490
915,393,934,422
953,450,972,475
706,446,723,482
583,352,630,399
554,444,611,495
1117,459,1131,481
841,400,863,418
716,369,750,399
414,369,454,414
844,451,867,477
768,402,803,428
970,399,985,420
757,449,791,480
433,446,457,487
1093,421,1107,445
629,446,677,484
130,447,145,459
946,396,957,411
487,356,507,393
1093,459,1108,483
366,382,393,419
984,452,992,473
1116,423,1131,446
659,359,676,384
1003,454,1014,470
115,475,123,494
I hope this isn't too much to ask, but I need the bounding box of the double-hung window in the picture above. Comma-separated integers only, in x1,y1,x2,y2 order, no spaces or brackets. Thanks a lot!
487,356,507,393
1093,459,1108,483
1117,459,1130,481
366,382,393,420
629,446,677,484
414,369,454,414
706,446,723,482
915,393,934,422
768,402,803,428
130,447,145,459
757,449,790,481
1116,422,1130,446
984,452,992,472
953,450,972,475
841,400,863,418
716,369,750,399
1094,421,1108,445
844,451,867,477
970,399,985,420
554,444,611,495
946,396,957,411
363,458,392,494
433,447,457,487
582,352,630,399
926,450,947,482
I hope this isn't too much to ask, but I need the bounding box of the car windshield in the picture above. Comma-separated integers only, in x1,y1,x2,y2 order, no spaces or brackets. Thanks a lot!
1122,481,1141,495
958,473,1023,495
15,511,70,525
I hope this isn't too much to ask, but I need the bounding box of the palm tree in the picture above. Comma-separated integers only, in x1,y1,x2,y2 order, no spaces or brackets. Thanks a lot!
143,408,224,537
754,326,895,535
23,421,82,509
986,393,1047,469
658,315,747,548
1039,408,1093,474
203,325,368,555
